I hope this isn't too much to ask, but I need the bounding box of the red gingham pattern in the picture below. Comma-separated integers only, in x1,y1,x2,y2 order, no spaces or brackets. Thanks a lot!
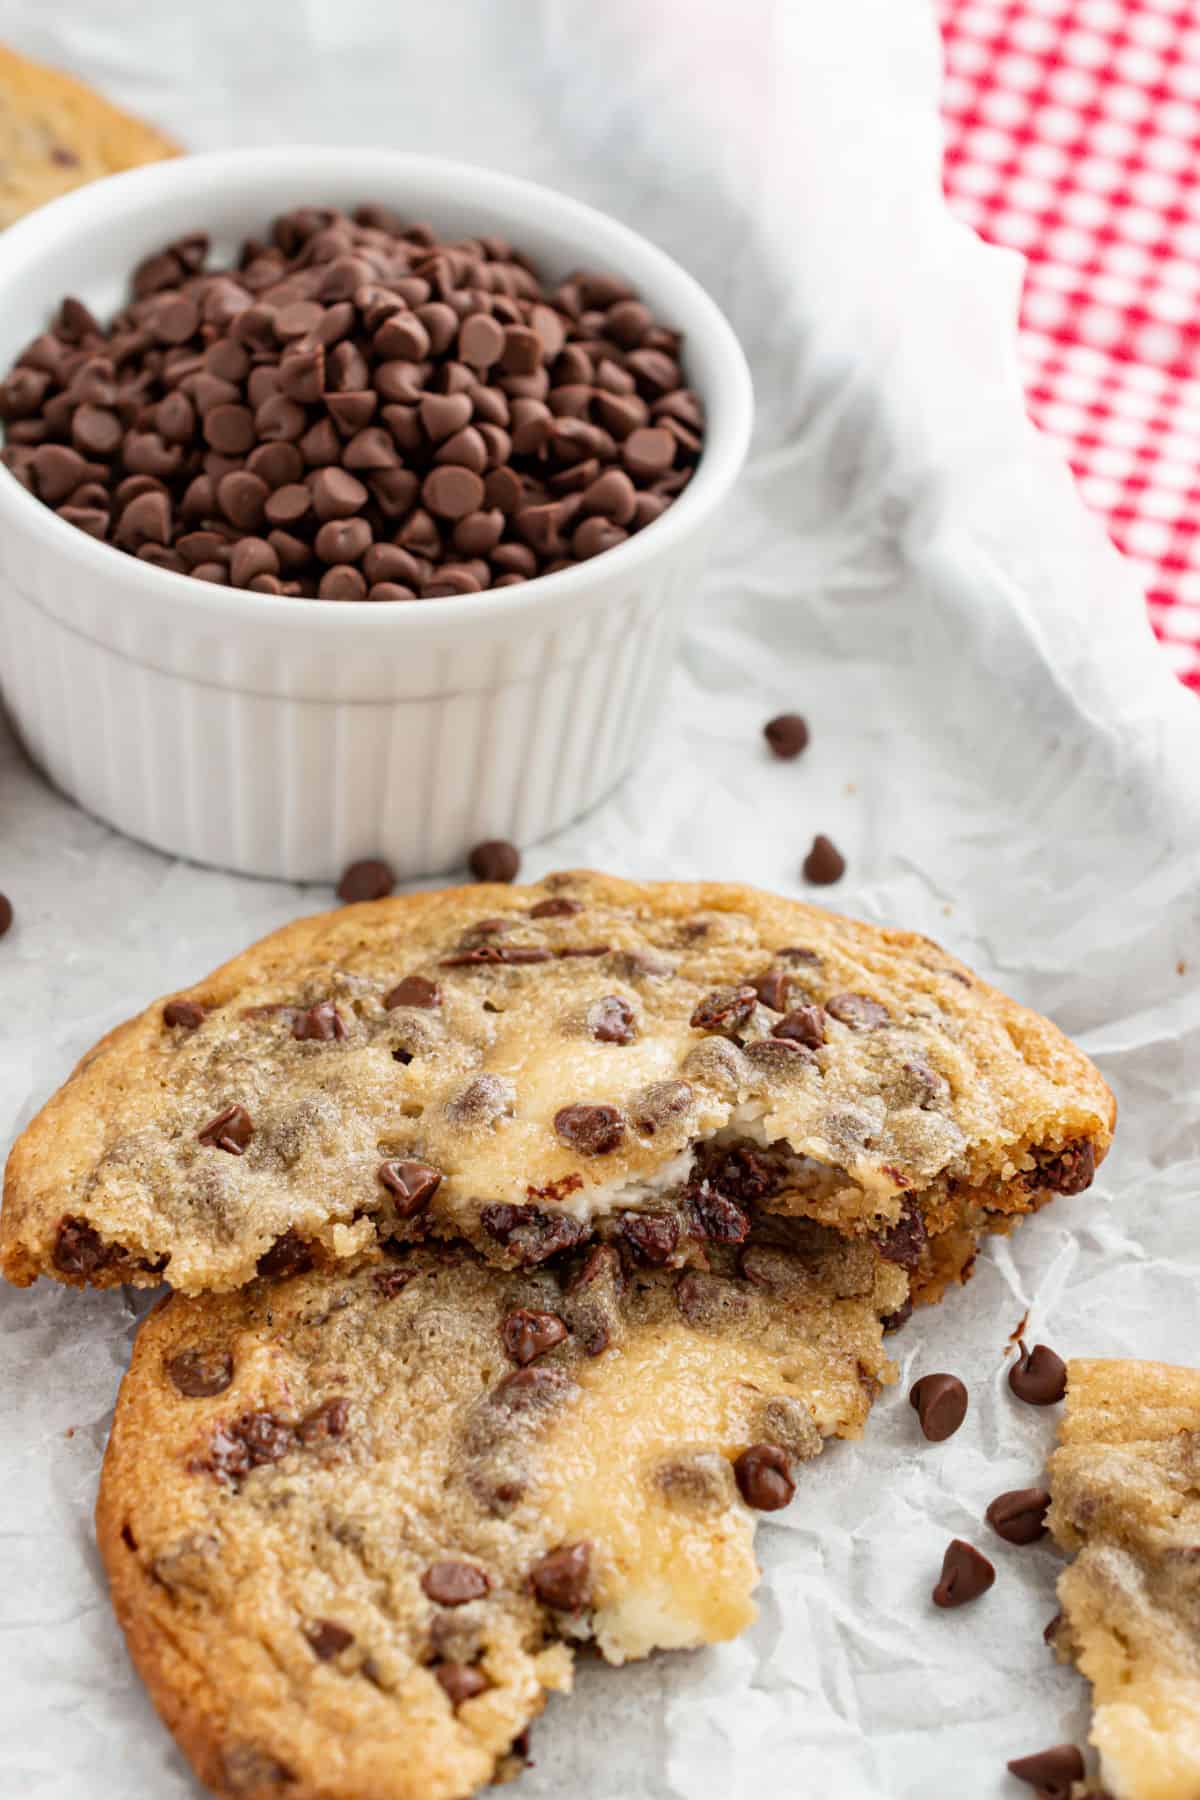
940,0,1200,692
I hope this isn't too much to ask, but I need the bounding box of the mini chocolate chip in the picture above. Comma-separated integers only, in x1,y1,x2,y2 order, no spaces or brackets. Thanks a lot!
336,858,394,902
623,424,675,477
420,391,473,440
311,467,369,521
826,992,889,1029
297,1394,350,1444
220,1744,295,1791
764,713,809,759
52,1214,119,1279
461,916,514,939
423,464,485,520
803,835,846,885
378,1159,442,1217
305,1619,354,1660
165,1347,233,1397
163,998,205,1029
1007,1745,1085,1796
683,1183,751,1244
752,969,791,1011
986,1487,1051,1546
909,1373,969,1442
441,943,551,967
315,517,372,564
882,1298,913,1333
216,470,267,531
1034,1141,1096,1195
530,1542,592,1611
697,1141,783,1205
204,402,255,455
32,443,89,502
733,1444,795,1511
689,986,758,1036
421,1561,492,1606
529,896,581,919
468,839,520,882
479,1203,587,1266
256,1230,312,1280
876,1198,928,1270
502,1308,570,1365
554,1104,625,1155
367,582,417,602
206,1410,296,1481
621,1212,681,1263
774,1004,826,1048
1009,1343,1068,1406
291,1001,347,1042
435,1662,489,1707
320,564,368,600
932,1539,995,1608
579,467,636,523
384,975,441,1009
198,1103,253,1154
587,995,637,1043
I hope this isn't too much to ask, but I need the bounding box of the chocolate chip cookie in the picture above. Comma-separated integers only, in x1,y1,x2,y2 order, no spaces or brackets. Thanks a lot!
1047,1358,1200,1800
1,872,1114,1298
0,45,176,229
97,1223,903,1800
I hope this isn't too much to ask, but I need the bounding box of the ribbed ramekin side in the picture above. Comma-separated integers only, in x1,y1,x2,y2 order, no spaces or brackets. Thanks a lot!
0,542,696,881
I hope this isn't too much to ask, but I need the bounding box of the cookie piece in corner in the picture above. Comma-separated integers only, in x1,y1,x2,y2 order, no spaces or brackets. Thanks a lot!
0,45,176,228
97,1226,903,1800
0,872,1114,1296
1046,1358,1200,1800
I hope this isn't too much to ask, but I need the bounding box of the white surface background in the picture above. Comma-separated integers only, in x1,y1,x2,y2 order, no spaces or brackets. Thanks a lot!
1,2,1199,1796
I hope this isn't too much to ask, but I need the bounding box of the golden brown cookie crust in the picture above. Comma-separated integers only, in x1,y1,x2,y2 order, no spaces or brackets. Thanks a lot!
97,1230,899,1800
2,872,1114,1296
1048,1358,1200,1800
0,44,177,227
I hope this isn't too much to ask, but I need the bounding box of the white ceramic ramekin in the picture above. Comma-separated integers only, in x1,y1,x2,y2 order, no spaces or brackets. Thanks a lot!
0,148,752,882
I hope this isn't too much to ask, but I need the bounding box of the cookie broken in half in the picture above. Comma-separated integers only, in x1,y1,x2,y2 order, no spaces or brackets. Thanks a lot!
97,1220,903,1800
2,873,1114,1296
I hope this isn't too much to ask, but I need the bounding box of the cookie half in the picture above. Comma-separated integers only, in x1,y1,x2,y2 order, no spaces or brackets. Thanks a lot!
97,1223,904,1800
1048,1358,1200,1800
0,44,176,228
1,872,1114,1295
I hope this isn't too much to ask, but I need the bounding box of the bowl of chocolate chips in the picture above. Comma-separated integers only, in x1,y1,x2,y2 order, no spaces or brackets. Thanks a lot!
0,148,752,881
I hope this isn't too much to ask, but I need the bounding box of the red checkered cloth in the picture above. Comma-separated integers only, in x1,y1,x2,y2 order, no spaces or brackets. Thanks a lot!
940,0,1200,692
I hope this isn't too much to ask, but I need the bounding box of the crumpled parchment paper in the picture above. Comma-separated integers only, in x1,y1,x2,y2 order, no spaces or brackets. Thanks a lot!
2,2,1199,1796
